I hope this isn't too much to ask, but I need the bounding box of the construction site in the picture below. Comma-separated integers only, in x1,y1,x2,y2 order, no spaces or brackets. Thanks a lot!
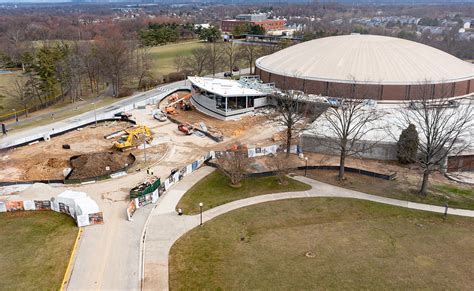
0,120,168,182
0,89,280,184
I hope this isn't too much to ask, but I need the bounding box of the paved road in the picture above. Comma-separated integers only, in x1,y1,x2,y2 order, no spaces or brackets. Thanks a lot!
143,168,474,290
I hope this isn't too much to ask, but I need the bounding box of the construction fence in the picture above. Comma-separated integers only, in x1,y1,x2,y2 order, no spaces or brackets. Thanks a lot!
126,151,214,221
0,195,103,227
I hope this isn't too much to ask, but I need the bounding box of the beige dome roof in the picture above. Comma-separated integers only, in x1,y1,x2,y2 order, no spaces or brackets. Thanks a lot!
256,34,474,85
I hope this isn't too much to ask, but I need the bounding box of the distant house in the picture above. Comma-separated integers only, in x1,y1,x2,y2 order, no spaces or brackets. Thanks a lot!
221,13,286,33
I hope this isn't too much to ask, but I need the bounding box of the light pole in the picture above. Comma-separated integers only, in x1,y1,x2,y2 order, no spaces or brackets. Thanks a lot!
143,133,147,166
92,102,97,127
199,202,203,226
305,157,308,177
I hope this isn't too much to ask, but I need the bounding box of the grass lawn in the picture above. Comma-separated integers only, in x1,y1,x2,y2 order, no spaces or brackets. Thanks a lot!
176,171,311,214
0,211,78,290
170,198,474,290
300,169,474,210
149,41,204,77
0,71,23,115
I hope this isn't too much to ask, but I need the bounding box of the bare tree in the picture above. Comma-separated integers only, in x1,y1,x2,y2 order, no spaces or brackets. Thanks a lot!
271,152,289,185
239,44,259,75
173,55,187,73
185,47,208,76
273,90,311,158
77,42,101,94
135,46,152,90
398,85,473,195
96,32,134,97
222,41,240,72
216,145,250,187
204,42,224,76
314,93,386,180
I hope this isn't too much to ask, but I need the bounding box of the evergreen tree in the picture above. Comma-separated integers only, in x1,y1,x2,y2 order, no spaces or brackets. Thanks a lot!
397,124,419,164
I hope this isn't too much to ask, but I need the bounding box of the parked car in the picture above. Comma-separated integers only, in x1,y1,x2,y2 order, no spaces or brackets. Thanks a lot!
362,99,377,108
232,66,240,72
224,72,233,77
327,97,342,108
114,111,133,120
153,111,167,122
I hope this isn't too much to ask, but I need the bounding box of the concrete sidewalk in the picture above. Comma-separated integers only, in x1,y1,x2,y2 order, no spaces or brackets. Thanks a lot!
143,170,474,291
143,166,214,290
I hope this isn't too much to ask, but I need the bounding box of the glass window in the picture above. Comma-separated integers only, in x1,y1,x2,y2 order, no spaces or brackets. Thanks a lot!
227,97,238,110
237,97,246,109
216,95,225,111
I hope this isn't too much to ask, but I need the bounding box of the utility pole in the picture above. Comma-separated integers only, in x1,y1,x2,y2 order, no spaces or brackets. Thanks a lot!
92,102,97,127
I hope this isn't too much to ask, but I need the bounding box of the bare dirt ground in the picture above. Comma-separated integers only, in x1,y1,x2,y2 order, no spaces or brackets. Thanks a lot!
158,91,273,139
0,121,168,181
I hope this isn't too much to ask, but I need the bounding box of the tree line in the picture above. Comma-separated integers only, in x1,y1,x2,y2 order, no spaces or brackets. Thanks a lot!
1,28,151,117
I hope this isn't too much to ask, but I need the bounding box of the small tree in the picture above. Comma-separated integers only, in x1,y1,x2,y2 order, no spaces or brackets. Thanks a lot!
271,152,289,185
216,145,249,187
397,124,419,164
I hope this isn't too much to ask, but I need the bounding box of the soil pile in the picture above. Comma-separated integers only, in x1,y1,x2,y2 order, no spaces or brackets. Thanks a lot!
67,152,134,180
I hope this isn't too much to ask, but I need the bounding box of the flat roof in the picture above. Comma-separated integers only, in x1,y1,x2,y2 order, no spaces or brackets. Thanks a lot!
188,76,268,97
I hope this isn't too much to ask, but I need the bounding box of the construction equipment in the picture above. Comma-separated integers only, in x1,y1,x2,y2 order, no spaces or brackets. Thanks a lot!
178,123,194,135
165,107,178,115
114,126,152,151
165,93,192,115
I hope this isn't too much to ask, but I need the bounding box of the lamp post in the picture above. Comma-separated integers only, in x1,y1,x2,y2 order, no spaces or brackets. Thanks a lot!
199,202,203,226
305,157,308,176
142,133,147,166
92,102,97,127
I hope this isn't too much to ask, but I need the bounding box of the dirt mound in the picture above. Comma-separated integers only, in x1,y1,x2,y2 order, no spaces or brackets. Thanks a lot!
46,158,67,168
67,152,135,180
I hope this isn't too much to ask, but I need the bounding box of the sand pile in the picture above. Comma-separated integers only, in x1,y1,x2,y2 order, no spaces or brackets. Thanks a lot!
67,152,134,180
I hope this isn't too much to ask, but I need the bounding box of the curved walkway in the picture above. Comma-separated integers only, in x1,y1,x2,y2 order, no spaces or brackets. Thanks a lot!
143,167,474,290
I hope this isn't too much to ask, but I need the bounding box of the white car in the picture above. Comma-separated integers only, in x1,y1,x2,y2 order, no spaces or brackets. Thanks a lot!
153,111,167,122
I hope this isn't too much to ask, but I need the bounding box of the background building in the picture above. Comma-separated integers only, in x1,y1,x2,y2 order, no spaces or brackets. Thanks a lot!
256,34,474,101
221,13,286,33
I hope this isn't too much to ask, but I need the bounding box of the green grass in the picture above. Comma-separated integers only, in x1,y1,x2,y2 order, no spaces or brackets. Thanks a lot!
302,170,474,210
149,41,204,77
177,171,311,215
0,211,78,290
170,198,474,290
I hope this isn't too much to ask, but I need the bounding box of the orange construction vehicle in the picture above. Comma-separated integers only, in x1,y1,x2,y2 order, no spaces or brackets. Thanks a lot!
165,92,192,115
178,123,194,135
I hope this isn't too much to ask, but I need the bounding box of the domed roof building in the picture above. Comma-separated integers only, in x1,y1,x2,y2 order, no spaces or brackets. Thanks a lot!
255,34,474,101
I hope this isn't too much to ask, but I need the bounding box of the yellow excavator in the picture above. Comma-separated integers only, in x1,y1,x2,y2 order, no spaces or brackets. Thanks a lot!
113,126,152,151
